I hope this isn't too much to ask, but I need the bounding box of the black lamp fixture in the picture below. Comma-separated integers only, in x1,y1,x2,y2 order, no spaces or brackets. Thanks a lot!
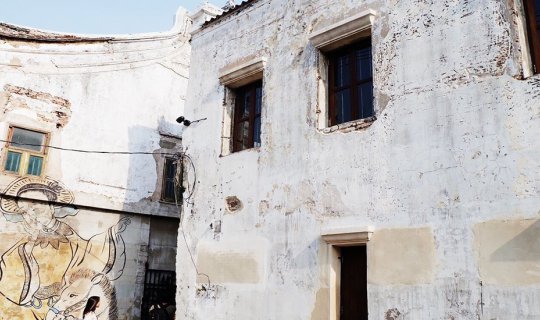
176,116,207,127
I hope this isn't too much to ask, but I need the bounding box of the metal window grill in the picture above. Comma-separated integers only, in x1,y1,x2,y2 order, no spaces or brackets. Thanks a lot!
141,269,176,320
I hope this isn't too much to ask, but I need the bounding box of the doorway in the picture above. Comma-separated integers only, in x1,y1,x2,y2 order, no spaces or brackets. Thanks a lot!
339,246,368,320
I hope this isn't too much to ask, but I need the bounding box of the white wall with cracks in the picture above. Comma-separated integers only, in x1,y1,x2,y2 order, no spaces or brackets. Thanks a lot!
179,0,540,319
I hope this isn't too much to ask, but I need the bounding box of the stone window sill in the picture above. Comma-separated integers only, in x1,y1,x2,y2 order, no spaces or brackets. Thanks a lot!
320,116,376,134
219,146,260,158
159,199,179,205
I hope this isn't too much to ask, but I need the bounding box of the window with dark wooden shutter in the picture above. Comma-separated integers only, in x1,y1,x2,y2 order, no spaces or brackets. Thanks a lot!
233,80,263,152
328,39,373,126
525,0,540,73
161,158,180,203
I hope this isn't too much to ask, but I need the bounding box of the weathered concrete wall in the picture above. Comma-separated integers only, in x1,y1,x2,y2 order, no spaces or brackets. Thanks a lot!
178,0,540,319
0,9,189,320
149,216,181,271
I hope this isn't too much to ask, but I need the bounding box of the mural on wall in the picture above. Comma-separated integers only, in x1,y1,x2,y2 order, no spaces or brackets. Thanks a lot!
0,177,130,320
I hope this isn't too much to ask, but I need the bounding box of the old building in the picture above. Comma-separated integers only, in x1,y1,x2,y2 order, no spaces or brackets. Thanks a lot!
0,9,190,320
1,0,539,319
178,0,540,319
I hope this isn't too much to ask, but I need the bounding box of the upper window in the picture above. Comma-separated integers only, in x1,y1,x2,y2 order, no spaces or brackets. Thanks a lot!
161,157,181,203
328,39,373,126
525,0,540,73
233,80,263,152
3,127,48,176
309,10,376,130
218,57,266,156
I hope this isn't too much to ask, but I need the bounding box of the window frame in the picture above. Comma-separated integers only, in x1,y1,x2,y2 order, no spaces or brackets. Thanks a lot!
327,39,373,127
309,10,377,132
524,0,540,74
3,126,49,177
232,80,263,153
218,57,266,157
161,157,181,203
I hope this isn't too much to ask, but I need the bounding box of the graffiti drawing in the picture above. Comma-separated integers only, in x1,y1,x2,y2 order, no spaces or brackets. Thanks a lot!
0,177,130,320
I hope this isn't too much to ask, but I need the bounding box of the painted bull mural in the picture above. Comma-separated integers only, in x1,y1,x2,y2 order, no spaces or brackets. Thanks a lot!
0,177,130,320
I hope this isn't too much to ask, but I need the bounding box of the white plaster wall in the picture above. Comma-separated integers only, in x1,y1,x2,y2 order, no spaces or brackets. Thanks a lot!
0,11,190,216
0,10,190,320
179,0,540,319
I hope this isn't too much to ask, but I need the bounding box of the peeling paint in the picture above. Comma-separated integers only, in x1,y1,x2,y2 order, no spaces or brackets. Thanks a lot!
180,0,539,319
225,195,243,213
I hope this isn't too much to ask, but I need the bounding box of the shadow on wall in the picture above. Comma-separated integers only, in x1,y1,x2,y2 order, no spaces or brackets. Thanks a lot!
475,218,540,286
491,220,540,261
124,123,180,320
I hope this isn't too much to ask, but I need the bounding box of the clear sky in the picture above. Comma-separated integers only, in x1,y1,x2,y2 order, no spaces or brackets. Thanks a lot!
0,0,221,35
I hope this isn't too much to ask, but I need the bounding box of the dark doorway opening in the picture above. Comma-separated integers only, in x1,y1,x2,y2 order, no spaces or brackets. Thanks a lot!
340,246,368,320
141,269,176,320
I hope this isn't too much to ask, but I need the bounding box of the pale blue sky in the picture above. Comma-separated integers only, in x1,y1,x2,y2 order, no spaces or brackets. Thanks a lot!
0,0,220,35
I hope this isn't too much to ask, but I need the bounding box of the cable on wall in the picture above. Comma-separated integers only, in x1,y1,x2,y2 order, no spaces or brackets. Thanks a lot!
178,153,196,206
0,139,178,156
0,139,212,286
173,152,211,290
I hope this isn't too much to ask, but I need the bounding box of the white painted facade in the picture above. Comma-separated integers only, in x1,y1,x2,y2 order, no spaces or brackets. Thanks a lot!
178,1,540,319
0,9,190,320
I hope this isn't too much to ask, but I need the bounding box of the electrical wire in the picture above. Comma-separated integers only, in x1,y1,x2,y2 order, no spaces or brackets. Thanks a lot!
2,138,209,289
180,153,196,205
173,152,211,290
0,139,178,156
1,140,206,285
